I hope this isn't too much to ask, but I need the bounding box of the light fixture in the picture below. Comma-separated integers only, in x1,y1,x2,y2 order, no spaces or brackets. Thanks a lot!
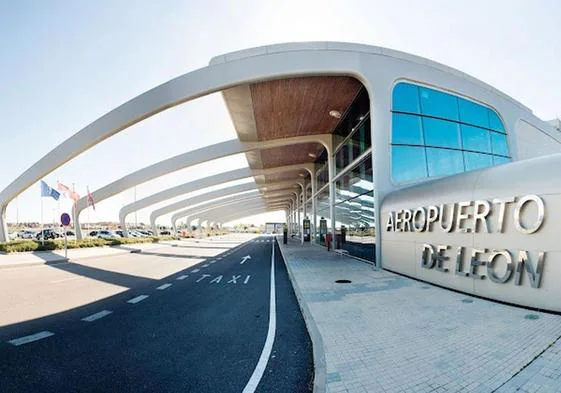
329,110,342,119
308,152,317,158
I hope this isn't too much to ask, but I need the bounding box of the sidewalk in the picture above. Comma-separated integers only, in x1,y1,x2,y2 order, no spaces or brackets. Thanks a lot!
278,239,561,393
0,242,174,269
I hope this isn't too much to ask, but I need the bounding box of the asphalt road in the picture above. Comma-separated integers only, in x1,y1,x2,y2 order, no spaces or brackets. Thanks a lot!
0,235,313,393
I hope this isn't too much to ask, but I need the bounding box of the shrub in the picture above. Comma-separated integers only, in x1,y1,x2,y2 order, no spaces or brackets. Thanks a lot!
0,235,178,253
0,240,40,253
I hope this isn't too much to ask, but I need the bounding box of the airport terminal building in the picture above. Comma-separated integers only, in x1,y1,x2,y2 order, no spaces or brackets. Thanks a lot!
1,42,561,312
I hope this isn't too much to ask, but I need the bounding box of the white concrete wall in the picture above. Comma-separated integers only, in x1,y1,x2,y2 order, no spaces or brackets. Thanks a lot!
516,119,561,160
381,153,561,312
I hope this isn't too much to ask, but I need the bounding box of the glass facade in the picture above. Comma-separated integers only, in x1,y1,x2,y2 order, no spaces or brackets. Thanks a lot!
391,82,510,183
310,87,375,262
334,157,375,261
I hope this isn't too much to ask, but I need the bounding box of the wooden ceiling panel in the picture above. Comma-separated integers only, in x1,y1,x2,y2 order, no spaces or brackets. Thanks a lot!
263,170,305,183
259,142,324,169
250,76,362,141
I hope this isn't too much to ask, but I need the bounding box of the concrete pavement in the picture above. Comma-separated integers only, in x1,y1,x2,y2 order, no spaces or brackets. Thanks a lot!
278,238,561,393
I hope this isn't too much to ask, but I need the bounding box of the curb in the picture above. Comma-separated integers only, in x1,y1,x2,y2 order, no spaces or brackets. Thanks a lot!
276,237,327,393
0,246,146,269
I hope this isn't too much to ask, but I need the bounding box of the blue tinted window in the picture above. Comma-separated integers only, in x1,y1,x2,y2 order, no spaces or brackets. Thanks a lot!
392,146,427,182
461,125,491,153
426,148,464,177
458,98,490,128
391,83,510,183
464,152,493,171
488,110,505,133
392,113,423,145
392,83,420,114
491,133,509,156
493,156,511,165
419,87,459,120
423,118,460,148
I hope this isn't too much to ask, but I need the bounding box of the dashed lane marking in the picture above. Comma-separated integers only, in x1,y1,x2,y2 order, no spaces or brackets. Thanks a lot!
202,264,210,267
8,331,55,346
177,275,188,280
81,310,112,322
157,283,172,290
127,295,149,304
192,268,200,273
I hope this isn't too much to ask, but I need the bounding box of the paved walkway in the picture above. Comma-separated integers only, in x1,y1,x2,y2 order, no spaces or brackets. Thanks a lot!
278,239,561,393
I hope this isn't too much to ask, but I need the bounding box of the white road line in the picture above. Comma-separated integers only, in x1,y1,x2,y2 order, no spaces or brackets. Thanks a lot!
202,264,209,267
192,268,200,273
177,275,188,280
81,310,112,322
157,283,172,290
127,295,149,304
9,331,55,346
209,260,216,264
242,240,276,393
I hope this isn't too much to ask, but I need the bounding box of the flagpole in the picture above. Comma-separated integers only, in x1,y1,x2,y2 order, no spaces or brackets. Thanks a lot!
40,196,44,245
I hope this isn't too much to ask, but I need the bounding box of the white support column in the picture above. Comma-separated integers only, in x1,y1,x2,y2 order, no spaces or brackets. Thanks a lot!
0,205,7,244
301,180,306,244
327,142,336,248
311,167,317,243
295,195,300,237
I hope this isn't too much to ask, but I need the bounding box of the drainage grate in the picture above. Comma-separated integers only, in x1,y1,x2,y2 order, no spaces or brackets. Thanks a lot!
335,279,352,284
525,314,540,320
420,285,431,289
462,298,474,303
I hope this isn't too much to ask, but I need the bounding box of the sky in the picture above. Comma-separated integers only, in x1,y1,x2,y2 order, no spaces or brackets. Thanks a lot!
1,0,560,227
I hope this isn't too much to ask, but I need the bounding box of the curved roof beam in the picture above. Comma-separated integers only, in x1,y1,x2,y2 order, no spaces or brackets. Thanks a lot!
150,187,295,235
196,207,287,229
74,136,322,239
172,194,293,230
192,200,282,227
0,44,365,241
172,191,297,229
117,162,313,237
150,182,299,234
184,202,290,229
197,204,288,227
176,194,295,231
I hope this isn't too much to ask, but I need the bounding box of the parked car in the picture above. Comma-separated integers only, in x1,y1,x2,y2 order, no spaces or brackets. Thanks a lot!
20,230,37,239
8,232,19,240
115,230,124,237
97,230,119,239
160,230,171,235
129,230,145,237
36,229,60,240
89,230,99,237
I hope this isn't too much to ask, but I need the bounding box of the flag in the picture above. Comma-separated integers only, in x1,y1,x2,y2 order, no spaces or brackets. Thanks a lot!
57,182,71,198
87,187,96,211
69,190,80,203
58,181,79,203
40,181,60,200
